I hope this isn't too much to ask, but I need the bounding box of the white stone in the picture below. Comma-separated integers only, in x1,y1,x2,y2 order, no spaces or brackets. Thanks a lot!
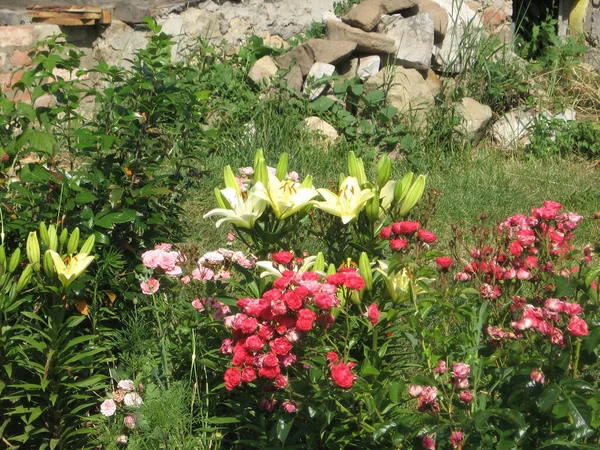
384,14,435,70
304,116,339,143
492,109,536,150
93,20,149,69
357,55,381,80
555,108,576,121
181,8,221,40
455,97,492,143
303,62,336,100
322,11,342,23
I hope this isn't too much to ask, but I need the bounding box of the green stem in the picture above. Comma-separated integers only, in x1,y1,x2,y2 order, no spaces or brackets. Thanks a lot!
573,338,581,380
372,326,378,352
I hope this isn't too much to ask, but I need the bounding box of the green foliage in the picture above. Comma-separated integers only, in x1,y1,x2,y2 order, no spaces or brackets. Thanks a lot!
0,225,108,448
333,0,361,16
527,119,600,159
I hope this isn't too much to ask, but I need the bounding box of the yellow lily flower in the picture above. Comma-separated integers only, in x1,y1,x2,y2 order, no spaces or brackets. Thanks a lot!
254,173,318,220
48,250,95,288
313,176,375,224
377,261,429,303
203,183,267,229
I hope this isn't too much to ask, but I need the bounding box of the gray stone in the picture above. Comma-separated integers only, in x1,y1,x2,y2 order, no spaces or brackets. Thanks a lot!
32,24,62,43
357,55,381,80
383,14,435,70
408,0,449,42
455,97,492,143
378,14,403,31
284,65,304,93
327,20,396,54
381,0,421,14
93,20,149,69
342,0,383,31
275,44,315,76
304,116,339,143
181,8,221,40
303,62,336,100
492,108,536,150
364,67,434,117
248,55,279,86
306,39,357,65
222,17,253,46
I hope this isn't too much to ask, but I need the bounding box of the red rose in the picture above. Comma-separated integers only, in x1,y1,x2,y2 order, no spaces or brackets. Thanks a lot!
326,351,339,363
343,272,365,291
1,153,8,162
367,303,379,326
246,335,265,352
568,316,589,337
241,367,256,383
563,302,583,316
273,251,294,265
517,229,535,246
331,362,354,389
283,290,303,310
314,292,335,310
240,317,258,334
417,229,436,244
399,221,420,234
390,239,408,251
259,365,281,379
379,226,392,240
224,367,241,390
274,374,288,389
435,256,453,271
296,308,316,331
270,337,292,355
325,273,346,286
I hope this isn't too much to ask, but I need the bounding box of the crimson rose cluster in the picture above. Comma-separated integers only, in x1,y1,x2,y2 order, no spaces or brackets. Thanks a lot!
379,221,437,252
221,251,365,402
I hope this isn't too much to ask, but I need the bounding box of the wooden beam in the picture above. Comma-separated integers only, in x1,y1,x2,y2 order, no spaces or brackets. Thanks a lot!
27,5,103,13
32,17,97,26
27,11,102,19
99,8,111,24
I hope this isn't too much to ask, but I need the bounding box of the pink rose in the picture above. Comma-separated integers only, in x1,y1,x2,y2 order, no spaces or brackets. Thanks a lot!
433,360,447,374
100,399,117,417
568,316,589,337
224,367,242,390
453,362,470,379
367,303,379,326
408,385,423,398
140,278,159,295
459,390,474,403
422,436,436,450
281,400,298,413
530,368,545,384
331,362,354,389
417,229,437,244
124,415,136,429
449,430,464,449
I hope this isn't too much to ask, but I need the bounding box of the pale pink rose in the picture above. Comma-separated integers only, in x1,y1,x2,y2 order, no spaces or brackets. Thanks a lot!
238,167,254,176
544,298,564,312
180,275,191,285
140,278,159,295
516,268,531,280
154,243,172,251
280,353,297,367
191,298,205,311
123,392,143,407
158,251,180,271
227,232,235,243
220,338,234,354
124,415,136,429
420,386,438,403
454,272,471,282
199,251,225,265
433,360,447,374
141,249,161,268
100,399,117,417
116,435,128,444
164,265,182,277
287,171,300,182
117,379,135,391
408,385,423,398
530,368,545,384
453,378,470,389
281,400,298,413
192,266,214,281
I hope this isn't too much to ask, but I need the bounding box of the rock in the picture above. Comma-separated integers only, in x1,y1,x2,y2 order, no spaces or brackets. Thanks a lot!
10,49,32,68
158,15,192,62
555,108,576,122
0,52,6,71
425,68,441,96
304,62,336,100
275,44,315,76
492,108,536,150
381,0,421,13
383,14,435,70
248,55,279,86
322,11,342,23
408,0,449,42
337,57,359,81
262,32,289,50
306,39,357,65
357,55,381,80
342,0,383,31
364,67,434,117
32,24,61,43
378,14,403,30
455,97,492,143
93,20,148,69
327,20,396,54
33,93,57,109
284,65,304,93
0,26,33,47
222,17,253,45
483,6,507,27
181,8,221,40
304,116,339,143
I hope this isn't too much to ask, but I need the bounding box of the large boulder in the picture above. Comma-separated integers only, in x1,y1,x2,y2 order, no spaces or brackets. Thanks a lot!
364,67,435,117
327,20,396,54
342,0,384,31
406,0,449,42
382,14,435,70
248,55,279,86
275,44,315,76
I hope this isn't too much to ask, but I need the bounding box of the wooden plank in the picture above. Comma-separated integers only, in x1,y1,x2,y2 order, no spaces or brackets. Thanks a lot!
99,8,111,24
32,17,97,25
27,5,103,13
27,11,102,19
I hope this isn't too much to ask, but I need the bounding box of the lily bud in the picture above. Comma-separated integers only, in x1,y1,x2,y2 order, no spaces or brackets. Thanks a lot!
59,227,68,247
8,248,20,274
276,153,288,180
254,157,268,186
16,264,33,293
26,232,41,272
377,154,391,188
300,175,313,189
347,151,359,181
223,165,241,195
394,172,413,203
43,250,55,277
313,252,325,273
365,191,380,224
399,174,426,217
8,283,17,303
39,222,50,247
358,252,372,291
80,235,96,255
326,263,337,276
0,244,6,268
254,148,265,169
67,227,80,256
48,225,58,252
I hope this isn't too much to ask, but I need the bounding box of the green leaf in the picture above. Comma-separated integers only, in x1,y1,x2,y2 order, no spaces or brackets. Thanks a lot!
94,209,137,228
75,191,98,204
205,417,240,424
310,96,335,112
565,393,592,431
28,406,43,424
388,381,402,404
276,418,294,444
538,385,561,411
